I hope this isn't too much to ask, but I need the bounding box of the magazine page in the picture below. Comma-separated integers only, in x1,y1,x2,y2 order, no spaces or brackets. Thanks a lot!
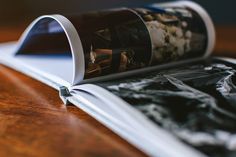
10,14,84,86
0,41,71,90
11,1,214,86
94,58,236,157
69,84,205,157
68,0,215,83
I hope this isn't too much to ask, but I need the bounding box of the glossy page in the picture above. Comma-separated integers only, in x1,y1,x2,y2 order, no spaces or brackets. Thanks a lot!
9,1,214,84
96,59,236,157
67,1,211,79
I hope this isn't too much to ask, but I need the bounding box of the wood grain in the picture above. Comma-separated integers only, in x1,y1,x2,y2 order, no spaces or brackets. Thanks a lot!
214,26,236,57
0,25,235,157
0,26,146,157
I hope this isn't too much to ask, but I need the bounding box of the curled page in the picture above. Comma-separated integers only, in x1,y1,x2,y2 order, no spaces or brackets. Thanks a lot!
14,1,215,85
72,1,214,80
15,15,85,85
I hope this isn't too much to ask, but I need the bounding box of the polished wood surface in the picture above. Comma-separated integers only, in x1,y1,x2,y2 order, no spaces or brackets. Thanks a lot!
215,26,236,57
0,26,146,157
0,25,235,157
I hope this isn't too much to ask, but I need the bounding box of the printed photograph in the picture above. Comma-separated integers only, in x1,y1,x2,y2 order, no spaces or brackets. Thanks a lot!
97,61,236,157
70,9,151,79
133,5,208,64
74,5,209,79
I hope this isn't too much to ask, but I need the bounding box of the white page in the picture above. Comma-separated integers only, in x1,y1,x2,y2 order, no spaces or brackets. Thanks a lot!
0,15,86,89
15,54,73,83
14,15,85,86
0,42,71,89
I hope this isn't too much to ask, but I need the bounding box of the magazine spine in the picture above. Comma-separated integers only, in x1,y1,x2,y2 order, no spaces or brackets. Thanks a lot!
59,86,72,105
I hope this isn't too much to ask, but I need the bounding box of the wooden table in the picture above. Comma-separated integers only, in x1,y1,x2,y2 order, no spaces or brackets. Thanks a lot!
0,25,235,157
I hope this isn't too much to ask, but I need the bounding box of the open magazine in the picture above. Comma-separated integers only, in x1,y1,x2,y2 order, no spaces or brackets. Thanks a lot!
0,1,235,156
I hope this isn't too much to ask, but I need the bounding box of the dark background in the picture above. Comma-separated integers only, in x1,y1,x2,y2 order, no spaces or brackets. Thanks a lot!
0,0,235,26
